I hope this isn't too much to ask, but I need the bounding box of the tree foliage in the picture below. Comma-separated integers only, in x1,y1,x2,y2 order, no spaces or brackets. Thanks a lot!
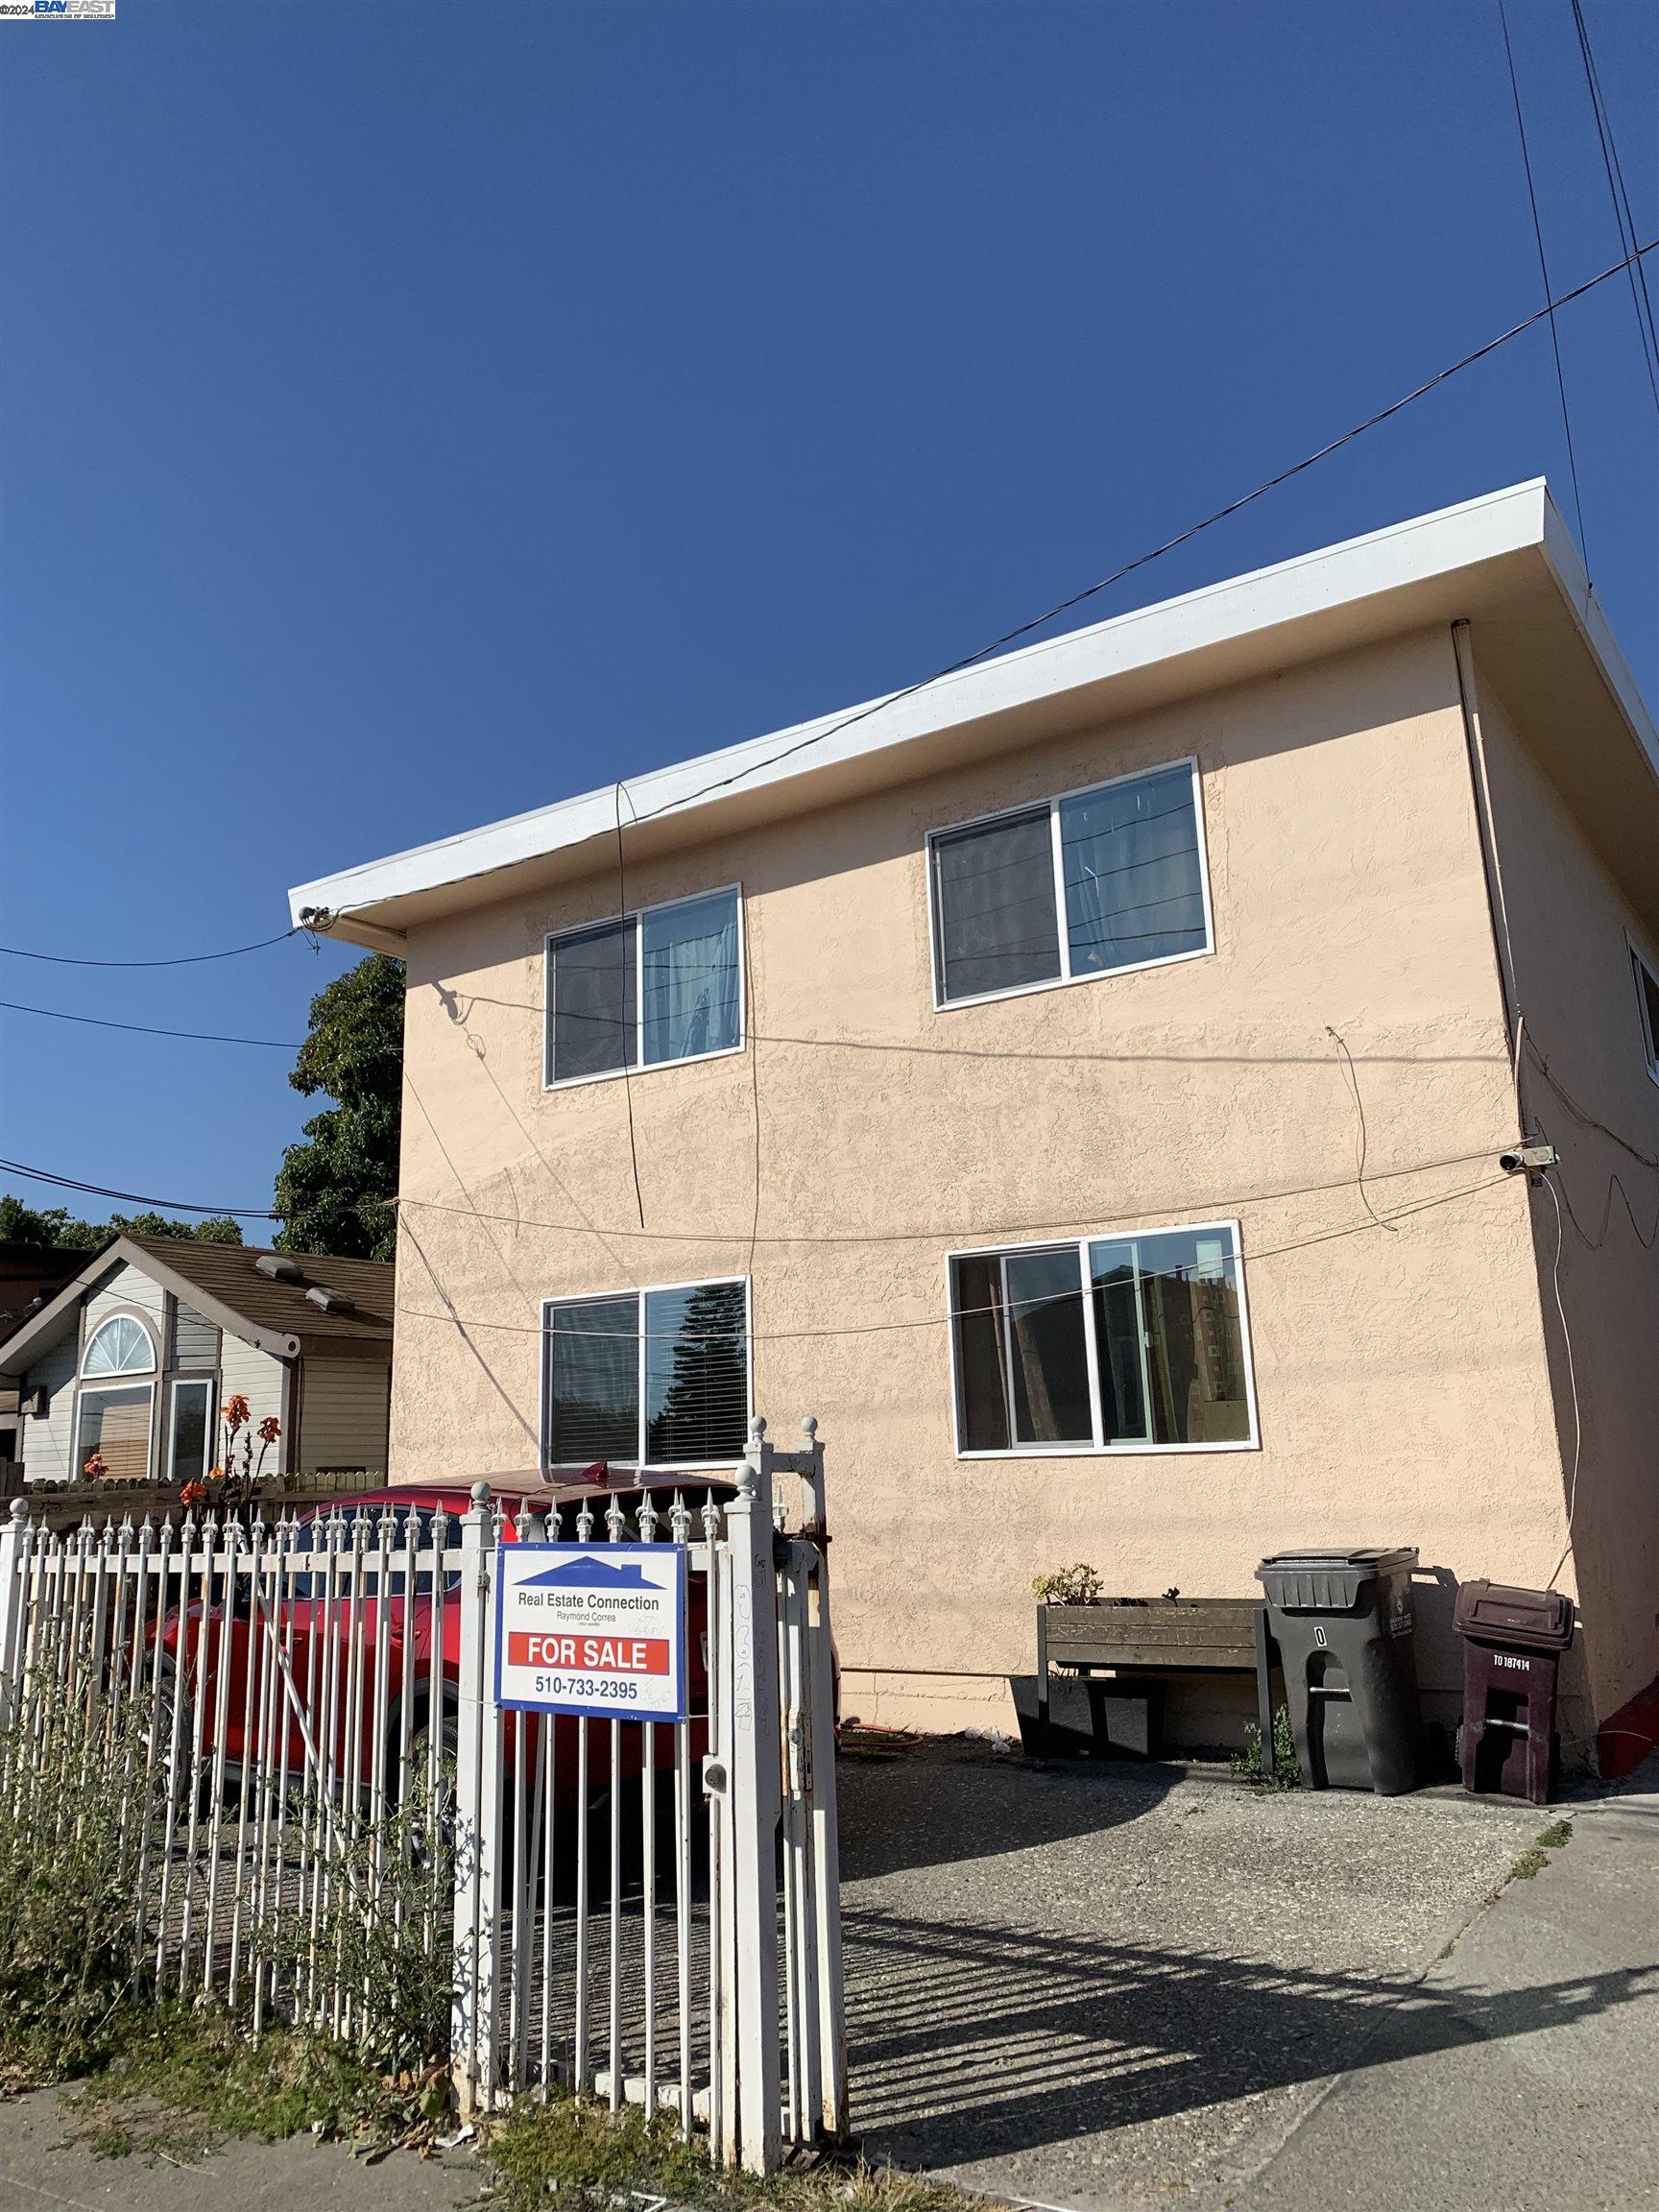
0,1195,242,1249
273,954,403,1262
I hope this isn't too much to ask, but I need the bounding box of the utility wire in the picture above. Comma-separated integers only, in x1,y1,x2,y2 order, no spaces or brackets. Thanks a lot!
1499,0,1591,569
311,237,1657,919
0,999,298,1049
1569,0,1659,403
396,1142,1506,1250
0,926,301,969
395,1173,1512,1346
0,1156,282,1221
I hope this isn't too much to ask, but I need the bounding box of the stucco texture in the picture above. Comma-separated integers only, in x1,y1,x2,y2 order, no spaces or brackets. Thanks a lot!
390,628,1586,1745
1476,667,1659,1733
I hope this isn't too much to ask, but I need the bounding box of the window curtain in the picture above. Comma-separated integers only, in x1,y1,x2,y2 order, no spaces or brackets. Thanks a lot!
1061,767,1206,974
642,893,740,1065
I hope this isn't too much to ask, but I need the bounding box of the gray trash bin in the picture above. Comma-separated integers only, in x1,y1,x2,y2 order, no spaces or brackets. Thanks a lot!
1256,1548,1421,1795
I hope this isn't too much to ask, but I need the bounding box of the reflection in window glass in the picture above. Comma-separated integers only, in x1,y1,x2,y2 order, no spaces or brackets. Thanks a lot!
951,1224,1254,1453
1060,765,1207,974
931,809,1060,1002
168,1380,211,1486
1089,1228,1250,1445
544,1293,639,1465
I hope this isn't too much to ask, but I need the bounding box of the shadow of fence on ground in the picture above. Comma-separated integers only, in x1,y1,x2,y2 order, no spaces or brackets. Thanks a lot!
841,1904,1659,2167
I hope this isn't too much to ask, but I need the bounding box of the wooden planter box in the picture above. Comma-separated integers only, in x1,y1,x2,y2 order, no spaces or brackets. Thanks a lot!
1015,1596,1278,1769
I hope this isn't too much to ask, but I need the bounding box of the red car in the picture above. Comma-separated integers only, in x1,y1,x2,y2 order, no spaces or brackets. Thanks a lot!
151,1470,729,1819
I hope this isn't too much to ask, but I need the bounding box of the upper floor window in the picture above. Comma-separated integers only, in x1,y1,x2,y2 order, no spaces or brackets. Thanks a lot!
1632,943,1659,1087
76,1312,157,1481
928,760,1212,1008
544,887,742,1087
542,1277,750,1471
949,1221,1257,1455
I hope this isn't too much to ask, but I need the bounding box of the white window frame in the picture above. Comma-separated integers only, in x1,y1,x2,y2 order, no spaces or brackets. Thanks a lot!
543,883,747,1092
540,1273,754,1473
926,757,1214,1012
72,1309,158,1480
944,1216,1260,1459
1628,933,1659,1090
166,1376,215,1485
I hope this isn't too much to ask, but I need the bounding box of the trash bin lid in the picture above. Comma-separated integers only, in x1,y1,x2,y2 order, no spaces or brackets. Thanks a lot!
1255,1547,1418,1612
1453,1579,1575,1651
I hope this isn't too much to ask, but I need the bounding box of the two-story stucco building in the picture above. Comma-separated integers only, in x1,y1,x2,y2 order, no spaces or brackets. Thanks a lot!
289,482,1659,1770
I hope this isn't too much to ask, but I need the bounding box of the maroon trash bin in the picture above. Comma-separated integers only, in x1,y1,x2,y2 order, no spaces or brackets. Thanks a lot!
1454,1580,1575,1806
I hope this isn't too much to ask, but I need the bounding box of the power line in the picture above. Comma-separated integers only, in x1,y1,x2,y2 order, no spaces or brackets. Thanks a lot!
1569,0,1659,404
395,1173,1512,1346
0,926,301,970
1498,1,1590,567
397,1142,1507,1250
0,1157,282,1221
311,237,1656,922
0,999,299,1050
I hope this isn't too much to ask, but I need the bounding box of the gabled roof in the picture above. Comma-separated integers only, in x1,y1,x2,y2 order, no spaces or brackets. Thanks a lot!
288,478,1659,944
0,1236,393,1378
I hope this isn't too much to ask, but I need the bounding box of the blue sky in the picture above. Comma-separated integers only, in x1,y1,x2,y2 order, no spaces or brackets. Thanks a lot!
1,0,1654,1233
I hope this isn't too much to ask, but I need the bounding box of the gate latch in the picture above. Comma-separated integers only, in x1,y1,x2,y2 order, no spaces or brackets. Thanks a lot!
702,1755,729,1800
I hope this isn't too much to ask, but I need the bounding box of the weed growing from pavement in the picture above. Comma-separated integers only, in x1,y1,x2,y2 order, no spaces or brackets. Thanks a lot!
0,1701,163,2092
1230,1704,1302,1791
1510,1815,1574,1881
64,2001,447,2161
484,2092,978,2212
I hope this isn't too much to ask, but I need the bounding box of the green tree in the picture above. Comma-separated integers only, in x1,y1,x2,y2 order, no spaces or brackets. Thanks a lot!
274,953,403,1262
0,1195,243,1249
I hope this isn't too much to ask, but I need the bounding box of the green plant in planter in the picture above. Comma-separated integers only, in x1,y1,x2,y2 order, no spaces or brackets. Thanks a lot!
1032,1564,1103,1606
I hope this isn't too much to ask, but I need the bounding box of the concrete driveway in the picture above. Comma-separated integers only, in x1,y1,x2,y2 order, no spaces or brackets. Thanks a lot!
838,1738,1606,2211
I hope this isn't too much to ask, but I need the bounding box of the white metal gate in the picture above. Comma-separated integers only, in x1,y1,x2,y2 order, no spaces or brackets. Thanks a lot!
0,1414,846,2177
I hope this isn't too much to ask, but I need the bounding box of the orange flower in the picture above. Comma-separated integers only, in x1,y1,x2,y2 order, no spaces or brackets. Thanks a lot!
180,1479,207,1508
222,1394,251,1431
258,1415,281,1444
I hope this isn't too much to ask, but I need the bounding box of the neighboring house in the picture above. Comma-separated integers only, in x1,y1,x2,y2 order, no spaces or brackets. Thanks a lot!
289,480,1659,1768
0,1244,84,1469
0,1237,393,1488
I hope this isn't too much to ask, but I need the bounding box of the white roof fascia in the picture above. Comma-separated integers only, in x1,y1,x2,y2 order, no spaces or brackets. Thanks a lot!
289,478,1567,928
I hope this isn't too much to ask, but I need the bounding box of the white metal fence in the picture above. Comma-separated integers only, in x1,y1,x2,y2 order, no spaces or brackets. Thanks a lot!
0,1414,846,2176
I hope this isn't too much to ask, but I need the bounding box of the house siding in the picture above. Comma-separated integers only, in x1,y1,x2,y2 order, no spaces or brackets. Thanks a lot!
386,625,1589,1747
299,1358,391,1474
218,1334,286,1458
17,1334,80,1483
1475,661,1659,1731
83,1264,167,1361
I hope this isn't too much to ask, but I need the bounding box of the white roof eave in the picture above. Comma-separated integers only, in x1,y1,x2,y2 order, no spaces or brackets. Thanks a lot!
288,478,1653,939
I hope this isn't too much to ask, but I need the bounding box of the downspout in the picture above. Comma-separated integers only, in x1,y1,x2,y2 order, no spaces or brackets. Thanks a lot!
1450,618,1527,1137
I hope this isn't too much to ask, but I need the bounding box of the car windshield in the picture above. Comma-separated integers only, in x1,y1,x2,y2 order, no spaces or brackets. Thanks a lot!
285,1503,461,1599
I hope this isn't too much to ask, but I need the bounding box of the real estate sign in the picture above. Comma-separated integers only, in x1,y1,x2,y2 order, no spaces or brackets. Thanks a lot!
493,1542,688,1720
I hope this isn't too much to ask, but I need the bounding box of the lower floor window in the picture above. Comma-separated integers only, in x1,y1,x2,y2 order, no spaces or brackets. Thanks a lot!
950,1221,1257,1453
542,1278,750,1471
75,1382,154,1481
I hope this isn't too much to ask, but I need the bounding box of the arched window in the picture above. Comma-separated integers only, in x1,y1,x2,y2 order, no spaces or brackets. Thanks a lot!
82,1315,156,1379
75,1313,156,1480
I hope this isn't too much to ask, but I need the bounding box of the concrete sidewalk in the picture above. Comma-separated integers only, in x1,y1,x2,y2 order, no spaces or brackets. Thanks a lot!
1227,1759,1659,2212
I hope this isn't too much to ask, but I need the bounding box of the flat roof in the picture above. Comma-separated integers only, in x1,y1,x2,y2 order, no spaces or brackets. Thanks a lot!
289,479,1658,945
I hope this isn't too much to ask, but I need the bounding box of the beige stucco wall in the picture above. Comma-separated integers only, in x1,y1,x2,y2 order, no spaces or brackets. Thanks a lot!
1475,663,1659,1733
390,625,1584,1746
